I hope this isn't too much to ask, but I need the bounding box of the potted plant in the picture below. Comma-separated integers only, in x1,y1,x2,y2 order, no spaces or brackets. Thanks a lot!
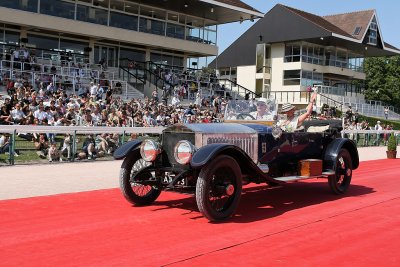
386,133,397,159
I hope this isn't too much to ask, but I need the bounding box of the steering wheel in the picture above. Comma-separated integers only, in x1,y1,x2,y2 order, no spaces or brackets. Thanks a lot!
236,113,256,120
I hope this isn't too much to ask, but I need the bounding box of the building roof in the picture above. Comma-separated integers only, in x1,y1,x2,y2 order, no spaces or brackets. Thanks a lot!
323,9,375,40
211,4,400,68
211,0,261,13
282,5,353,38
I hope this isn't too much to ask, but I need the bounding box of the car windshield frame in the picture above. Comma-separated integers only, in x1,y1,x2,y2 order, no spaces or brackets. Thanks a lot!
224,98,278,122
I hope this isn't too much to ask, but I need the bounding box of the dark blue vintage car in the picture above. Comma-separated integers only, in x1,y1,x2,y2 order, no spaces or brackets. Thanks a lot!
114,118,359,221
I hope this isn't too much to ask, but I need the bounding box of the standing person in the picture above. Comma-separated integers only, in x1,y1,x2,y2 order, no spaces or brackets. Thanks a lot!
96,85,104,101
105,86,112,105
212,95,221,114
152,88,159,103
278,91,317,132
90,82,98,98
374,121,383,146
345,106,353,123
384,106,389,120
46,82,55,95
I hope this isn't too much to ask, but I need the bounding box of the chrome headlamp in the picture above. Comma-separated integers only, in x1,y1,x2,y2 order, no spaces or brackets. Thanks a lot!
140,139,161,162
174,140,195,165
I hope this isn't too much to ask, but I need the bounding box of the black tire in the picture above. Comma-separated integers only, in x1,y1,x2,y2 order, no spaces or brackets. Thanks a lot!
328,149,353,194
196,155,242,221
120,157,161,205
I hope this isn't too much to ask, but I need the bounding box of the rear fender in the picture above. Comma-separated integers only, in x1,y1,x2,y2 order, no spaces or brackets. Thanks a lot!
323,138,359,171
113,140,142,160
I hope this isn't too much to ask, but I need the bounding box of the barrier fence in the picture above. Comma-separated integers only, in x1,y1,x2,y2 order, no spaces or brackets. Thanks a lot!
0,125,164,166
0,126,398,166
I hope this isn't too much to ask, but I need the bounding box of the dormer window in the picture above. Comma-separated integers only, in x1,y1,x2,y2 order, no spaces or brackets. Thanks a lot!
353,26,362,36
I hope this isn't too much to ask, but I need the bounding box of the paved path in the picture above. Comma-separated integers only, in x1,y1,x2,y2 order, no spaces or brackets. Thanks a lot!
0,146,397,200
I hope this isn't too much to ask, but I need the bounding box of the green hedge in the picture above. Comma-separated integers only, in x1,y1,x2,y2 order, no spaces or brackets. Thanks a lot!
358,115,400,130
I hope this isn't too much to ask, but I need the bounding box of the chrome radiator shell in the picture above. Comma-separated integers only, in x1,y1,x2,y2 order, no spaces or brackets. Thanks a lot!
163,123,259,163
194,133,258,163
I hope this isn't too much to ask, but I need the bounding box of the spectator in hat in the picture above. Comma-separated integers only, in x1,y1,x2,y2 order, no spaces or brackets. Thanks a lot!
250,97,274,120
278,91,317,132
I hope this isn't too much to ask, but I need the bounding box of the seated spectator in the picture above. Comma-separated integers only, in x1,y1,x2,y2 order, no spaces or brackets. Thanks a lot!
79,134,96,160
34,133,49,159
48,143,61,162
10,103,26,124
95,133,109,157
82,109,93,126
0,105,12,124
106,133,119,153
61,134,73,160
0,134,17,156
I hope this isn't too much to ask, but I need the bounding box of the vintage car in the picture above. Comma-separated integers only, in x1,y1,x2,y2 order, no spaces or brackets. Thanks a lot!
114,100,359,221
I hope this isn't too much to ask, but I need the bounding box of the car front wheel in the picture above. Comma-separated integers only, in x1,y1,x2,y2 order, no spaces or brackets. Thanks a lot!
120,157,161,205
329,149,352,194
196,155,242,221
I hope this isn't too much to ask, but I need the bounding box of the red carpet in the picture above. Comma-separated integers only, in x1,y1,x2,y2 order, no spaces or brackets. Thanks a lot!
1,159,399,266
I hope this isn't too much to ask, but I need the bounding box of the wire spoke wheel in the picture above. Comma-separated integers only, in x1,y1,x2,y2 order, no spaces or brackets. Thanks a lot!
208,172,236,212
329,149,352,194
196,155,242,221
120,157,161,205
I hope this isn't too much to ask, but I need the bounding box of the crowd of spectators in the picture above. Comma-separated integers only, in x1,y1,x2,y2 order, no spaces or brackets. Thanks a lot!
0,71,230,161
342,106,395,146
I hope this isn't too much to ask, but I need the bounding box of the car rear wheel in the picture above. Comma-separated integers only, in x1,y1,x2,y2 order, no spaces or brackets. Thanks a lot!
329,149,352,194
196,155,242,221
120,157,161,205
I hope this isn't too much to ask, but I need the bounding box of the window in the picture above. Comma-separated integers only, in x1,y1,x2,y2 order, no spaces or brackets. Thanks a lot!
301,44,324,65
284,43,301,62
40,0,75,20
301,70,323,87
76,4,108,26
0,0,38,12
367,17,378,45
353,26,362,36
283,70,301,86
110,12,138,31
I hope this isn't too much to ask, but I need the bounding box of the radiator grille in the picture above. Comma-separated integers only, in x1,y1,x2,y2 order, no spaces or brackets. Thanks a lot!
206,136,256,160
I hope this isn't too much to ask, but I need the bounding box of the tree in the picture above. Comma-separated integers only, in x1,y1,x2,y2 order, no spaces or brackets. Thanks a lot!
363,55,400,109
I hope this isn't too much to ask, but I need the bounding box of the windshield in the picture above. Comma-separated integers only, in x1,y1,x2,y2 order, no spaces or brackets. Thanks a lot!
224,98,278,121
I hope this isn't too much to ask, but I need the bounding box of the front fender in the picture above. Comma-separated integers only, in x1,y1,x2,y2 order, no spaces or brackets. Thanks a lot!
323,138,359,171
113,140,142,160
190,143,280,185
191,144,250,168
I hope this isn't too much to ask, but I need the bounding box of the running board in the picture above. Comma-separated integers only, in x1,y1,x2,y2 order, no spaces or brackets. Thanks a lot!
273,171,335,182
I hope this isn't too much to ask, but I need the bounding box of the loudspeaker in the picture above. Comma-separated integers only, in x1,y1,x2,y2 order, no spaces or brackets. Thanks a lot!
84,47,92,52
20,37,28,43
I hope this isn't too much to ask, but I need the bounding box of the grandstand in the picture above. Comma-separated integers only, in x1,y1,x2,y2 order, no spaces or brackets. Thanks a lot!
0,0,262,100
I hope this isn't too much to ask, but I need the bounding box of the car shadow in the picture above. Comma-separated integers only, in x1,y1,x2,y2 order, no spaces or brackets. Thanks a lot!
151,181,375,223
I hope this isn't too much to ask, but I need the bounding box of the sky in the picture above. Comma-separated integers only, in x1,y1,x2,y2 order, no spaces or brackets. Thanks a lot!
216,0,400,54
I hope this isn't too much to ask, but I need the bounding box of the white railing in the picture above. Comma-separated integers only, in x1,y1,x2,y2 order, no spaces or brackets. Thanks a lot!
0,125,165,134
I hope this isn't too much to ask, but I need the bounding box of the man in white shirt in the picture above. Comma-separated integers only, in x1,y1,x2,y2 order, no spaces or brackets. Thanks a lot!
11,104,26,124
33,105,47,123
90,82,98,98
374,121,383,145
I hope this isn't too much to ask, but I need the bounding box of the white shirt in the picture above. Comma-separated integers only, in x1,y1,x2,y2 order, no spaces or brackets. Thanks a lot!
278,116,299,132
375,124,382,131
249,111,274,121
11,109,25,120
33,109,47,121
90,85,98,96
